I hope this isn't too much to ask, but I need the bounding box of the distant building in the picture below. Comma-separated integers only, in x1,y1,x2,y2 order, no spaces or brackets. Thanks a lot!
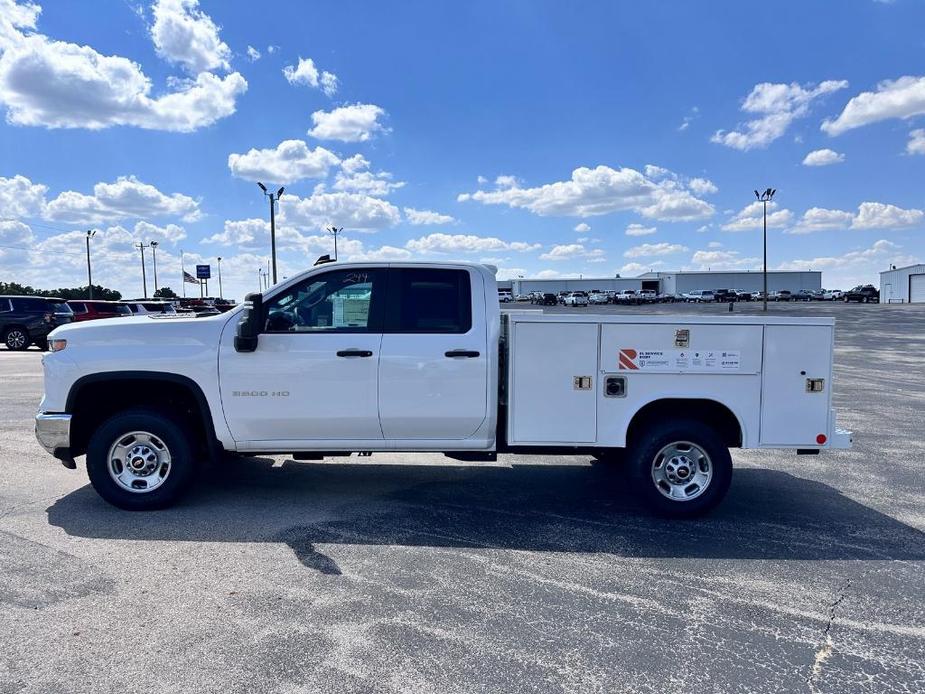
500,270,821,296
879,263,925,304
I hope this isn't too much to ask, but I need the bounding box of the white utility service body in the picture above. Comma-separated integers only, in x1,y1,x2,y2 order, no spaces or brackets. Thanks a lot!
35,261,851,515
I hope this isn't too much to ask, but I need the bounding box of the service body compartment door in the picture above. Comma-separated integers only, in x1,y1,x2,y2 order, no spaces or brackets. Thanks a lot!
509,322,598,444
760,325,833,446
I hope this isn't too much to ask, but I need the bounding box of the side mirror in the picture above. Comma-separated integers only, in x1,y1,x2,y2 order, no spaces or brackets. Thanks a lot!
234,292,263,353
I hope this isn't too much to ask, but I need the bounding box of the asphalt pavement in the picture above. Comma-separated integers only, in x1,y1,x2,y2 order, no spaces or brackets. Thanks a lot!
1,301,923,693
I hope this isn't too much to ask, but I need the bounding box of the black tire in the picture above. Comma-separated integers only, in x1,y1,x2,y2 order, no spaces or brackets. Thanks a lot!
627,419,732,518
86,409,196,510
4,326,30,351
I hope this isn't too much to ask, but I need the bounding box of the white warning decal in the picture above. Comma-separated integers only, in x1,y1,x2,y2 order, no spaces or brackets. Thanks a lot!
619,349,740,372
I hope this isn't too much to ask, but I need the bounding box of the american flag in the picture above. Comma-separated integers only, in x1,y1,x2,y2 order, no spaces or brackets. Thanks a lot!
183,270,199,284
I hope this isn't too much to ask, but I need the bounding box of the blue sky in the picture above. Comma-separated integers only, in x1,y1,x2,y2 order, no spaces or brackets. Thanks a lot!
1,0,924,300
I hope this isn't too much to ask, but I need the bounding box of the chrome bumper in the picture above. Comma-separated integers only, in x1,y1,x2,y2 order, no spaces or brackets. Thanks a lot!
35,413,72,455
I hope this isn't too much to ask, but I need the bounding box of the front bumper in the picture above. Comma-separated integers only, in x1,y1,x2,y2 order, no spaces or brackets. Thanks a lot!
35,413,75,467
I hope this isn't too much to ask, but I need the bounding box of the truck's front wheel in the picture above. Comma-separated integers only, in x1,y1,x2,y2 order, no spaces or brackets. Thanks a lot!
628,420,732,517
86,410,195,511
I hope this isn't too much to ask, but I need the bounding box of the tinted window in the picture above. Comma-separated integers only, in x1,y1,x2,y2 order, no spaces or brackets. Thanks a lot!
48,301,72,314
13,297,44,311
115,304,132,315
0,299,11,312
70,302,88,314
391,269,471,334
264,268,383,333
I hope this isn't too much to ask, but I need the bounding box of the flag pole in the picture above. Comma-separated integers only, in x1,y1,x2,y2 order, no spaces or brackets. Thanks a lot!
181,249,186,298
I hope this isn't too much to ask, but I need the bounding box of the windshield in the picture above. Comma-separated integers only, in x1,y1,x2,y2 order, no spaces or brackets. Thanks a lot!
115,304,132,315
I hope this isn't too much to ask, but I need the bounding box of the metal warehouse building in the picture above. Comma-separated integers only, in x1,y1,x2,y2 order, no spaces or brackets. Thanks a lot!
879,263,925,303
501,270,821,296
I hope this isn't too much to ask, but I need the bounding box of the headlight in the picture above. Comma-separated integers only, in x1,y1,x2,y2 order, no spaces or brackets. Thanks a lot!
48,338,68,352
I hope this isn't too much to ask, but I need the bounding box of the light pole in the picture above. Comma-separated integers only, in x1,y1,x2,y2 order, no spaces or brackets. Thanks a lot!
327,226,343,260
135,242,150,298
85,230,96,299
754,187,776,312
217,257,223,299
150,240,159,293
257,182,284,284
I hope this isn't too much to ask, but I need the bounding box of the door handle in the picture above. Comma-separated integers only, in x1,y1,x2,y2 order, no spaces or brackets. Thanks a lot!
336,349,373,357
445,350,480,358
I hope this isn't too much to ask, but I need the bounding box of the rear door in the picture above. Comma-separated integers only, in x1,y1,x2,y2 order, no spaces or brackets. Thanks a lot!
378,267,489,440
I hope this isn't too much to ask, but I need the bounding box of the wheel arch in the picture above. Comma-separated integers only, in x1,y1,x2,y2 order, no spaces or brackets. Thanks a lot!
65,371,221,460
626,397,744,449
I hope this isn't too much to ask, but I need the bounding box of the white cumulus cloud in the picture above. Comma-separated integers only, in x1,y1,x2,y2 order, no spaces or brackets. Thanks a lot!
539,244,605,262
721,201,794,232
282,57,338,96
624,242,688,258
712,80,848,150
802,148,845,166
457,165,714,222
625,223,656,236
688,177,718,195
0,174,47,217
822,75,925,136
308,103,386,142
907,129,925,155
149,0,231,74
405,233,539,254
43,175,201,224
0,0,247,132
280,191,401,232
227,140,340,184
403,208,456,226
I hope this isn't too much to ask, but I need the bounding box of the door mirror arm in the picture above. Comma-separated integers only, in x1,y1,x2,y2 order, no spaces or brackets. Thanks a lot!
234,292,263,353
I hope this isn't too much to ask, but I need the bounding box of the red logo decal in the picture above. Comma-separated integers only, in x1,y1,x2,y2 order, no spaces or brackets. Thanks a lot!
619,348,638,370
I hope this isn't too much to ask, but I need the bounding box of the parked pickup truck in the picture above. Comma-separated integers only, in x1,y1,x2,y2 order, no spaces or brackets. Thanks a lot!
35,262,851,516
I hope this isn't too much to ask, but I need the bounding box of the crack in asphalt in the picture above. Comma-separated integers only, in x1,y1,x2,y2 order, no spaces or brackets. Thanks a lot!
807,579,851,694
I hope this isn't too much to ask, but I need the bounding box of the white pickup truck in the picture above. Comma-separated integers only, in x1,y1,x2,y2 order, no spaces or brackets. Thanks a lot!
35,261,851,516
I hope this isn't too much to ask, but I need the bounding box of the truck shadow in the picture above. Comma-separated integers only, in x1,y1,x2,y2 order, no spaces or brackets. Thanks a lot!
46,457,925,573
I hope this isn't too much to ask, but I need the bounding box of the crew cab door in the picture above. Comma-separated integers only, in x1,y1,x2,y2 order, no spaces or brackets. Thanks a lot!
377,267,489,440
219,267,386,444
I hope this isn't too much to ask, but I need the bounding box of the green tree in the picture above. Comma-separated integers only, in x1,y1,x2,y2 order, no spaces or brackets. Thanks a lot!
153,286,178,299
0,282,121,300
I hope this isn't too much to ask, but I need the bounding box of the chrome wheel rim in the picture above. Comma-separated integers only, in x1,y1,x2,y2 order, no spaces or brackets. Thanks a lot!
651,441,712,502
6,330,26,348
107,431,171,493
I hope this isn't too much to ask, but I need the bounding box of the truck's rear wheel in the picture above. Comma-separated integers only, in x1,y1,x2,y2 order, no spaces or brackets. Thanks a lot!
628,419,732,517
86,409,195,510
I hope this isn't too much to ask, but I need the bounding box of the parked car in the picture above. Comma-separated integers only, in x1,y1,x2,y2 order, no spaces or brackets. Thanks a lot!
844,285,879,303
119,300,178,315
0,295,74,350
733,290,753,302
821,289,843,301
498,291,514,303
792,290,815,302
683,290,715,303
537,292,558,306
514,294,532,302
68,300,132,322
563,291,589,307
637,289,658,303
588,291,611,305
712,289,736,302
770,290,792,302
613,290,639,305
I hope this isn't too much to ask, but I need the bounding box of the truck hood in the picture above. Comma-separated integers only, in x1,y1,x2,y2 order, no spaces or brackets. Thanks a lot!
48,310,239,347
